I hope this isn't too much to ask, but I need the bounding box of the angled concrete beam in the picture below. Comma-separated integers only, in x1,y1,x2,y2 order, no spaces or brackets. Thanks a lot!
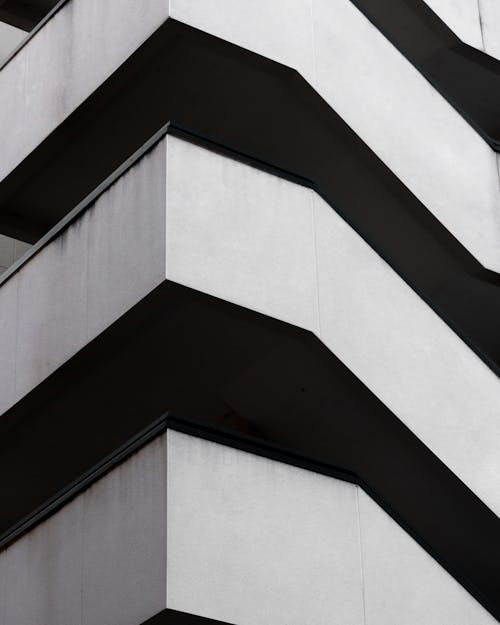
3,0,500,275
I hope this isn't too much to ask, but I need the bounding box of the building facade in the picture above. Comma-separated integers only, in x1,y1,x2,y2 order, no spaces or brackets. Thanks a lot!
0,1,499,624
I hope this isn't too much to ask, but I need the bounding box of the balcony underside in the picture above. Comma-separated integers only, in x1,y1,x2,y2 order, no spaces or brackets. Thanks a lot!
2,18,500,393
0,0,58,31
1,278,499,620
143,611,232,625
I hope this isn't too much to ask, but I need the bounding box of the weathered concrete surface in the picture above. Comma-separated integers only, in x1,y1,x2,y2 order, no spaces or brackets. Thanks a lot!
171,0,500,272
0,0,168,184
0,434,167,625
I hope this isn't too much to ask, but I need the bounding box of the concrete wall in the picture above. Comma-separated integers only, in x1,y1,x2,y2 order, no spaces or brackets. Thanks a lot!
0,433,166,625
423,0,484,48
422,0,500,63
2,0,500,271
480,0,500,59
169,432,497,625
170,0,500,273
0,4,497,624
0,22,24,63
0,234,30,275
164,136,500,519
0,430,494,625
2,134,500,521
167,431,364,625
0,138,166,415
0,0,168,184
165,137,318,332
357,487,497,625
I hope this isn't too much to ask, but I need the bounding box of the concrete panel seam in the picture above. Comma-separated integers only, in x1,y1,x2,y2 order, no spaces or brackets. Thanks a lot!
478,0,487,50
308,0,318,85
356,486,368,625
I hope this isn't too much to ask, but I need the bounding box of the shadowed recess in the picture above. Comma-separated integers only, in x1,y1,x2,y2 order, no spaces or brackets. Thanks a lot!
0,0,58,31
143,608,236,625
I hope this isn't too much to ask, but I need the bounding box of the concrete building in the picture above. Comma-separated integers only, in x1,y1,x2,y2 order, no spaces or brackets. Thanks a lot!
0,1,499,624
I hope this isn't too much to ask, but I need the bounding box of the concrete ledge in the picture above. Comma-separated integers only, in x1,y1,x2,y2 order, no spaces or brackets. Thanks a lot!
1,131,500,617
169,1,500,271
2,18,500,409
0,430,497,625
0,0,168,192
3,1,500,275
0,136,167,417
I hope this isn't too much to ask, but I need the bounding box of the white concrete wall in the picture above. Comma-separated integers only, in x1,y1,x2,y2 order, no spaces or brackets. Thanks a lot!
2,135,500,522
357,488,496,625
167,431,364,625
0,22,24,63
476,0,500,204
0,234,30,275
167,431,496,625
2,0,500,272
0,430,493,625
165,136,500,520
423,0,484,49
480,0,500,59
0,433,167,625
0,138,166,416
0,5,497,623
170,0,500,273
422,0,500,63
422,1,500,259
0,0,168,183
165,137,318,332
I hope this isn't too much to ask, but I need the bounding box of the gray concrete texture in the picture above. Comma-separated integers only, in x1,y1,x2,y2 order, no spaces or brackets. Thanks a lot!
168,432,498,625
0,433,166,625
0,3,498,623
169,0,500,272
0,0,168,183
164,136,500,520
1,0,500,272
0,431,495,624
1,134,500,526
422,0,500,63
0,22,24,64
0,234,31,275
0,138,166,415
165,135,319,332
480,0,500,60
